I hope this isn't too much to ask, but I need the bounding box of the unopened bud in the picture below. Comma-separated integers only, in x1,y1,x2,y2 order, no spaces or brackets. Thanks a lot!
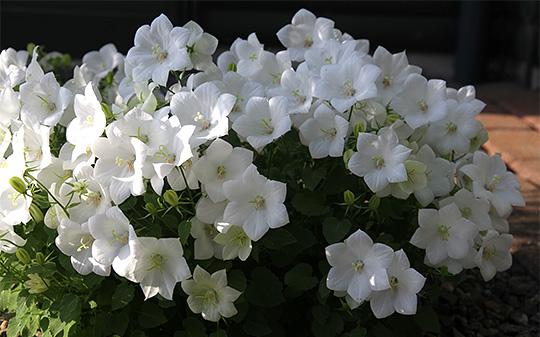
35,252,46,265
163,190,179,207
144,203,156,214
343,190,355,206
227,62,237,72
101,103,113,120
368,195,380,211
16,248,31,265
29,204,44,223
343,149,354,170
9,177,26,194
353,122,365,138
385,113,400,125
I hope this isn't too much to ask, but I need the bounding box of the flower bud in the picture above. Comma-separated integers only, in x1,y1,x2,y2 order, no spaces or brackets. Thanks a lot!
368,195,380,211
343,190,355,206
343,149,354,169
227,62,237,72
9,177,26,194
16,248,31,265
145,203,156,214
353,122,365,138
35,252,46,265
24,274,49,294
163,190,179,207
101,103,113,121
385,113,400,125
29,204,44,223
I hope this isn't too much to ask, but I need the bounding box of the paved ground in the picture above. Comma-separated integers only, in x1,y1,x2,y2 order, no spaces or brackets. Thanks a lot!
474,81,540,279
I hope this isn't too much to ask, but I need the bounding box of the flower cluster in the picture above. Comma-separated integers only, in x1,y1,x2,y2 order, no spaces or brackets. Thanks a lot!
0,8,524,333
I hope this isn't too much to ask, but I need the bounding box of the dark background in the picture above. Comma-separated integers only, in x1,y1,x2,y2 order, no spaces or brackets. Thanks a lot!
0,1,538,87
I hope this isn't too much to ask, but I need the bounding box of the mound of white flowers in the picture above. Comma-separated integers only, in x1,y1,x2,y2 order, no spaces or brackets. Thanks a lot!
0,8,524,331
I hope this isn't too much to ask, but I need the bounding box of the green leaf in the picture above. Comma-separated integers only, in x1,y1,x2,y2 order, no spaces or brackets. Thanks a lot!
209,330,227,337
111,282,135,310
138,301,167,329
245,267,284,307
243,311,272,336
0,289,18,311
414,306,440,333
311,306,330,324
284,263,318,291
310,312,344,337
183,317,207,337
227,269,247,292
261,228,297,250
317,278,331,304
322,217,351,244
303,166,327,190
349,327,367,337
59,293,81,323
178,220,192,245
291,190,330,216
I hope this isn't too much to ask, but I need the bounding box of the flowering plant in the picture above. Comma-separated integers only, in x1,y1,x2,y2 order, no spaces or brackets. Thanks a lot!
0,8,525,337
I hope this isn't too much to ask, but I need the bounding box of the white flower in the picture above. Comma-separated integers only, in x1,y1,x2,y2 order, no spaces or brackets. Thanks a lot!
82,43,123,81
0,86,21,127
223,165,289,241
167,155,200,191
181,265,241,322
439,188,492,231
348,129,411,193
369,249,426,319
276,8,335,62
446,85,485,115
88,206,132,266
55,218,110,276
410,203,478,265
19,72,73,127
423,100,483,155
194,138,253,203
217,33,263,74
190,216,222,260
268,62,315,115
474,230,513,281
390,74,448,129
299,103,348,159
325,229,394,303
170,82,235,148
0,218,26,253
0,48,28,89
238,49,291,88
304,39,362,77
66,83,106,162
213,225,252,261
232,96,292,152
372,46,421,106
459,151,525,217
314,56,380,113
114,230,191,300
126,14,192,86
184,20,218,71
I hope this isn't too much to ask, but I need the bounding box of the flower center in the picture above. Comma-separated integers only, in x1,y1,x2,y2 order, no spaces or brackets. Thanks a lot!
154,145,176,164
446,121,458,134
292,89,306,104
383,76,393,89
37,94,56,114
72,180,89,195
389,276,399,291
231,230,249,248
110,229,128,246
86,191,102,206
147,253,168,274
204,289,218,308
77,236,94,252
204,224,215,236
434,224,451,241
320,127,337,141
152,44,168,64
343,80,356,97
486,175,500,192
372,154,385,170
352,260,364,274
261,118,273,135
249,195,265,211
195,112,211,132
417,98,428,113
483,245,504,261
217,164,228,180
460,207,472,219
303,34,313,48
116,156,136,172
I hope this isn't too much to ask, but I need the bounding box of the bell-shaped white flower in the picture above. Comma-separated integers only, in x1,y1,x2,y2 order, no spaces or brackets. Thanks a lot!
167,154,200,191
439,188,492,231
391,73,448,129
299,103,348,158
459,151,525,217
0,218,26,253
0,86,21,127
474,230,513,281
348,128,411,193
372,46,421,106
213,225,252,261
88,206,132,266
326,229,394,303
268,62,315,115
314,56,380,113
276,8,335,62
190,216,222,260
232,96,292,152
184,20,218,71
410,203,478,265
114,229,191,300
446,85,485,116
223,165,289,241
181,265,241,322
171,82,235,148
369,249,426,318
304,39,362,77
82,43,123,81
0,48,28,89
126,14,192,86
194,138,253,203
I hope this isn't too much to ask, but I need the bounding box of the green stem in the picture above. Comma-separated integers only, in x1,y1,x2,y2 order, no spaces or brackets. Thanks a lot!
24,173,70,218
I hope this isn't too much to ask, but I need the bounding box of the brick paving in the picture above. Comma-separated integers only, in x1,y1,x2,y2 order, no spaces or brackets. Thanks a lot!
475,81,540,279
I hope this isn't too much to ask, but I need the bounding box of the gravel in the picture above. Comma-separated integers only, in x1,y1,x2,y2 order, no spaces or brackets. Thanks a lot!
427,259,539,337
